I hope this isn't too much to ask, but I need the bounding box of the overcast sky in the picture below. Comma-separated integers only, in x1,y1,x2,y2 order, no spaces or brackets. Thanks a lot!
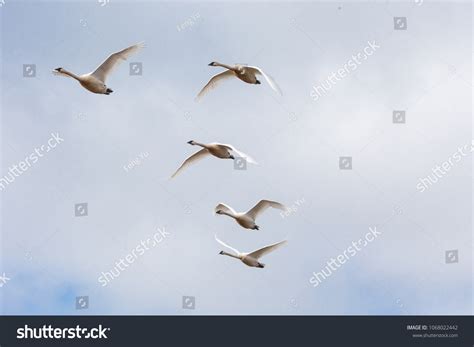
0,0,472,315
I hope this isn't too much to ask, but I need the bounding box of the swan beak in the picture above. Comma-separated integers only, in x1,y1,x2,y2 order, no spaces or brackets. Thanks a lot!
208,62,215,66
54,68,61,72
219,251,224,255
187,140,194,145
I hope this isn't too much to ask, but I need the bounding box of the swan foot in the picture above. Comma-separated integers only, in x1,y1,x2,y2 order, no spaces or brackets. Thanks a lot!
257,263,265,268
105,88,113,95
255,80,261,85
253,225,260,230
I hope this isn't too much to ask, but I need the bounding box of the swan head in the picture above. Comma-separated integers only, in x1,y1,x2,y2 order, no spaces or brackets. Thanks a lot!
208,62,218,66
187,140,196,145
219,251,224,255
215,210,223,215
54,67,63,72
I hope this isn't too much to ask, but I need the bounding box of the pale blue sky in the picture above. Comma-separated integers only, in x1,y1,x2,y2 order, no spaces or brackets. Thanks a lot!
0,0,472,315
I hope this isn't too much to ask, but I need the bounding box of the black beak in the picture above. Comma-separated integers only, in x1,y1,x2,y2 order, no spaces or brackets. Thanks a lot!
208,62,214,66
54,68,61,72
187,140,194,145
219,251,224,255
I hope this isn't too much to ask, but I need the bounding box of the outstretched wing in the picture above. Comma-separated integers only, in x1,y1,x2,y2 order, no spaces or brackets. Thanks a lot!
90,42,145,82
215,234,240,255
246,200,287,220
195,70,235,101
171,148,209,178
247,66,282,95
220,144,258,164
214,203,237,215
247,240,287,260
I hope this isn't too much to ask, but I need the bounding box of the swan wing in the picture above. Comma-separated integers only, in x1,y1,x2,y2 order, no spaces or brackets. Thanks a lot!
90,42,145,82
171,148,209,178
248,240,287,260
247,66,282,95
220,144,258,164
215,234,240,255
214,203,237,215
195,70,235,101
245,200,287,220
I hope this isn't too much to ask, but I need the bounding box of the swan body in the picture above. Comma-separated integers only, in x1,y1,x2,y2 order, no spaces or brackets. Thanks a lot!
215,235,287,268
214,200,287,230
171,140,257,178
196,61,282,100
53,42,144,95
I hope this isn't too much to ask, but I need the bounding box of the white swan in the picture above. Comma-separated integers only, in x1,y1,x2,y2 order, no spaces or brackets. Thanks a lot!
53,42,144,95
214,200,287,230
171,140,257,178
196,61,282,101
215,235,287,268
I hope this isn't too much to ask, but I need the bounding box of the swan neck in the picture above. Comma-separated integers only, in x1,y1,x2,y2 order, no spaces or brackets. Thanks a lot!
221,251,240,259
61,69,81,80
215,62,236,71
190,141,207,148
221,211,236,219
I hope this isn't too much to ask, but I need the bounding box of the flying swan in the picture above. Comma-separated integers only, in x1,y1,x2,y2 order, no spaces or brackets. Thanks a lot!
215,235,287,268
53,42,145,95
196,61,282,101
171,140,257,178
214,200,287,230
